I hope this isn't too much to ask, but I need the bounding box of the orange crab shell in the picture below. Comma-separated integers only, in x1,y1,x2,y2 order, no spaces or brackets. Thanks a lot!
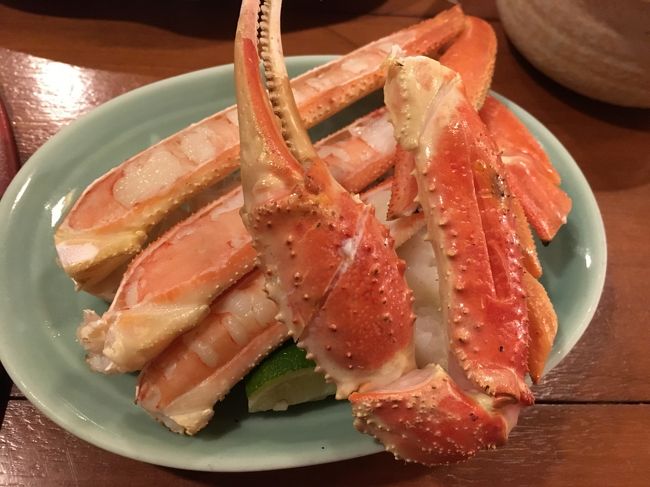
479,96,572,242
246,161,417,398
350,364,510,465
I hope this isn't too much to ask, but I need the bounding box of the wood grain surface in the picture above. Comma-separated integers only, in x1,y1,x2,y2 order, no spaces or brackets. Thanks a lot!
2,401,649,487
0,1,649,485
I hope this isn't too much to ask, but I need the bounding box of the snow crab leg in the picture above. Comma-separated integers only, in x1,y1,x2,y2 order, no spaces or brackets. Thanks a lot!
54,6,465,298
479,95,572,242
136,272,287,434
78,186,254,373
348,54,536,464
382,17,556,378
384,55,533,401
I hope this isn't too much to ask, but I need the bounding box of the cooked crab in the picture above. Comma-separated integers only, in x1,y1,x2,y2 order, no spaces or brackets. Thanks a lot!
59,1,570,465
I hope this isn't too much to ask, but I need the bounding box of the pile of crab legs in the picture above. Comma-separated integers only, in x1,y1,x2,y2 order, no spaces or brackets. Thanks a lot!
54,1,571,465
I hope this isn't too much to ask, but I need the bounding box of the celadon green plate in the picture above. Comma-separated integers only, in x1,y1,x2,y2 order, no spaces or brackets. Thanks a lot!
0,56,606,471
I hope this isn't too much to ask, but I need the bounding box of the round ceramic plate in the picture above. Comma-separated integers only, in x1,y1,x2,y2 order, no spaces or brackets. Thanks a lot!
0,56,606,471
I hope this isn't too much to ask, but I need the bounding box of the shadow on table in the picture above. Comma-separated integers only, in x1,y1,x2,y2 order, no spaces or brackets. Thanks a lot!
2,0,398,39
163,406,569,486
506,40,650,133
0,363,13,426
167,451,430,486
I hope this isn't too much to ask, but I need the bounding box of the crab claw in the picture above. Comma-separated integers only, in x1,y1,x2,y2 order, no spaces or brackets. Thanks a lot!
234,0,416,398
350,365,515,465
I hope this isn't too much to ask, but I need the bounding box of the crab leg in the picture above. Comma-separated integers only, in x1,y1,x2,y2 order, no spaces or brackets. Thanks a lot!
473,97,564,375
78,102,424,374
383,19,552,375
479,95,572,242
523,270,558,383
347,54,538,465
385,55,533,402
136,180,425,434
54,7,465,298
386,21,538,398
136,272,287,434
77,186,254,374
468,99,558,380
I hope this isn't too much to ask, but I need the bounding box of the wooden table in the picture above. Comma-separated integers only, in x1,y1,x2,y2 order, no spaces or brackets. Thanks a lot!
1,1,649,485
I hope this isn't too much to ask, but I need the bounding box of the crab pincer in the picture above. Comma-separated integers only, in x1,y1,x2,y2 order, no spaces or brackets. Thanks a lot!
234,0,417,398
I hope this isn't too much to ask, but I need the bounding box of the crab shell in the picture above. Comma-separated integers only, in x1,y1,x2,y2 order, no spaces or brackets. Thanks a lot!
351,364,516,465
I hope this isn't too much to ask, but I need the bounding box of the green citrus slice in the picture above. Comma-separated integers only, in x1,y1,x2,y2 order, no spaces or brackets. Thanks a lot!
245,342,336,413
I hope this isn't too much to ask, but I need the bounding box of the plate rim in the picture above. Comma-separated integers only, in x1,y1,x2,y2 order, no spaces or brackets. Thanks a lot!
0,56,607,471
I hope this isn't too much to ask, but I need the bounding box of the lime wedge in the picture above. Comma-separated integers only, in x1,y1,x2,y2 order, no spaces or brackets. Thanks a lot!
245,342,336,413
